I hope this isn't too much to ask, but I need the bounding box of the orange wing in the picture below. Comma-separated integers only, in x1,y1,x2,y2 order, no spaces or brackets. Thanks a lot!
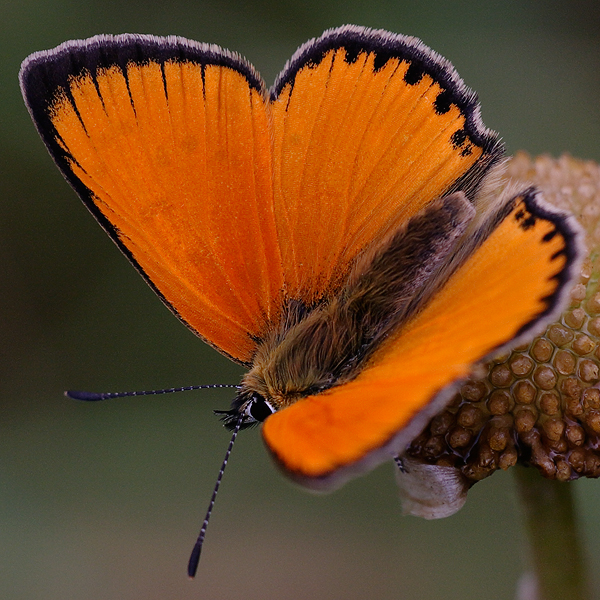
20,35,283,365
270,26,503,302
262,191,582,489
21,28,504,363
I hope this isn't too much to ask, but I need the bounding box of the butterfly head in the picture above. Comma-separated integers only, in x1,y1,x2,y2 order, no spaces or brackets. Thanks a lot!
215,388,277,430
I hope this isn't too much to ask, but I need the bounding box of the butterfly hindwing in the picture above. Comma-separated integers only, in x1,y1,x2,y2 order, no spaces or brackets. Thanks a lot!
262,189,581,488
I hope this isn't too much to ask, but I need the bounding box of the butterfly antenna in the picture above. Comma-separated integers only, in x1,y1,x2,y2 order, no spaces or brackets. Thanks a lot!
66,384,240,401
188,412,243,579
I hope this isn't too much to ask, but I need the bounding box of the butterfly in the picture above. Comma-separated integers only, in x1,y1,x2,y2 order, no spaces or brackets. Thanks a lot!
20,25,581,496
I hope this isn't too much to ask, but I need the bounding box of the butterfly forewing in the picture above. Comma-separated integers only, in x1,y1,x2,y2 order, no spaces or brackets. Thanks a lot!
270,27,503,303
21,36,284,364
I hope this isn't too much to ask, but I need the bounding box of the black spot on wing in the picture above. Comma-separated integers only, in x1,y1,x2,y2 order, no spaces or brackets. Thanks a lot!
450,128,474,157
551,248,568,261
403,62,423,85
522,215,537,230
451,128,467,148
373,51,393,72
434,89,452,115
343,43,361,65
513,195,537,231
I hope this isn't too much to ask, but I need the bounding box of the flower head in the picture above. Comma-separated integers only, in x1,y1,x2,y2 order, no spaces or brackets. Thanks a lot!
398,153,600,517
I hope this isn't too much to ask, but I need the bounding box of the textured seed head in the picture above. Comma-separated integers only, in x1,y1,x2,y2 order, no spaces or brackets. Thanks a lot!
407,153,600,483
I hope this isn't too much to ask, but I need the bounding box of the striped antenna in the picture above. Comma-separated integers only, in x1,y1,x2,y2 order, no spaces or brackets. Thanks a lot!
66,384,240,401
187,412,243,578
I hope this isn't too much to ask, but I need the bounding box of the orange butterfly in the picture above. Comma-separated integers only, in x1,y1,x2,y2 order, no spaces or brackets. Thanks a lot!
21,25,581,508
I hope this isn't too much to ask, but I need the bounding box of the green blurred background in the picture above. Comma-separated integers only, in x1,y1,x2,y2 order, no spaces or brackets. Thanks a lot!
2,1,600,599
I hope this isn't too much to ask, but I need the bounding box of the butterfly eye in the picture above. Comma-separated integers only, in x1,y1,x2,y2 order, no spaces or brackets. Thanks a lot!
247,395,276,422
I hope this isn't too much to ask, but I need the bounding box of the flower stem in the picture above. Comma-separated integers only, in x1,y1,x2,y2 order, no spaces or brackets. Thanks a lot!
513,466,589,600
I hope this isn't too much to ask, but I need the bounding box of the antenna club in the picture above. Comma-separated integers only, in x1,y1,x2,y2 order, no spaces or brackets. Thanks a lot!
187,546,202,578
65,390,108,401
